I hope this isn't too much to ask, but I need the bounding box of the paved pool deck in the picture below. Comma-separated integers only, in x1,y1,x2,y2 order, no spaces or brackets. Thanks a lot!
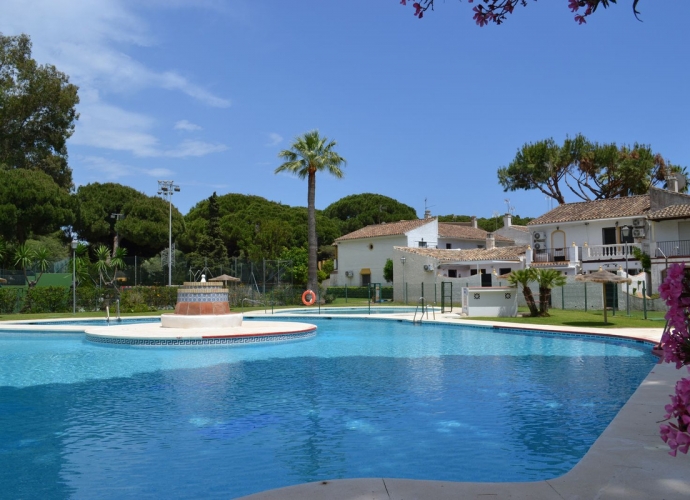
240,312,690,500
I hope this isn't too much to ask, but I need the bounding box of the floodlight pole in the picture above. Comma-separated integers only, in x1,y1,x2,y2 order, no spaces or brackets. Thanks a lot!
157,180,180,286
71,239,78,314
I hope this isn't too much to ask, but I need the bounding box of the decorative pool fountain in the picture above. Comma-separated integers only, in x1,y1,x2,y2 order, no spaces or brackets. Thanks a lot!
84,281,316,346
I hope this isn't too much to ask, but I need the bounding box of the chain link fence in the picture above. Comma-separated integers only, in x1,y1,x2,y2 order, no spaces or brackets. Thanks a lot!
393,279,666,314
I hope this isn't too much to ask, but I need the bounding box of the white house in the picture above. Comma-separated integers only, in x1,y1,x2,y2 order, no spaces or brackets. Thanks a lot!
525,184,690,291
331,218,438,287
392,242,528,303
330,215,514,287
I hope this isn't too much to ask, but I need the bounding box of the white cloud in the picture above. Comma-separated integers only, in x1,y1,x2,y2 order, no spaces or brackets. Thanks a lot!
163,140,227,158
175,120,203,132
1,0,231,163
79,156,135,181
2,0,230,106
266,133,283,147
71,98,226,158
78,156,175,182
145,168,176,177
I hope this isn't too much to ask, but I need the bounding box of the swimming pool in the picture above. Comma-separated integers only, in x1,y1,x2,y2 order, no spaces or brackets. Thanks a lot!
0,318,656,499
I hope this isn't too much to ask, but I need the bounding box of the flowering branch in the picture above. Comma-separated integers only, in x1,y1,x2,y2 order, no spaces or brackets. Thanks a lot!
658,262,690,456
400,0,643,25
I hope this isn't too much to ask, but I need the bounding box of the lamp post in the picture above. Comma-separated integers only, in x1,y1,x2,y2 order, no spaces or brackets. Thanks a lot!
621,225,630,316
157,180,180,286
71,239,78,314
110,213,124,253
400,256,406,304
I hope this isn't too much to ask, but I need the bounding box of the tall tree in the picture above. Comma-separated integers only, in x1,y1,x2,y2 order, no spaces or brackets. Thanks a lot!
117,196,185,258
0,169,74,243
402,0,641,25
275,131,346,292
0,33,79,190
73,182,147,252
323,193,418,234
186,192,229,270
498,135,676,205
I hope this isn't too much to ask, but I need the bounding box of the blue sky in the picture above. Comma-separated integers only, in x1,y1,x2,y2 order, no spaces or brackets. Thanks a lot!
2,1,688,220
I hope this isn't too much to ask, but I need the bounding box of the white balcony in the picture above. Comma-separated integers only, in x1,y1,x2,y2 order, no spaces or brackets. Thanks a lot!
583,243,640,261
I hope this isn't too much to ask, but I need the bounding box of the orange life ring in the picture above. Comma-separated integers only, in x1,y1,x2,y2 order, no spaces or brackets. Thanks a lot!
302,289,316,306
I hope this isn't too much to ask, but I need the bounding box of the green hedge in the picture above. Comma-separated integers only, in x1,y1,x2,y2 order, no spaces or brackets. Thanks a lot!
24,286,70,313
0,288,23,314
119,286,177,312
326,286,393,300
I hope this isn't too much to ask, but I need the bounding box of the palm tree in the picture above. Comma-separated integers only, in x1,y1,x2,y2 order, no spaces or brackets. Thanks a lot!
94,245,128,295
507,268,539,317
275,130,346,292
534,269,567,316
14,244,50,288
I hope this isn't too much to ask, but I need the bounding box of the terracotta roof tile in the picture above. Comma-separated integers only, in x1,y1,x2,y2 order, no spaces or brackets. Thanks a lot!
396,245,528,263
335,219,434,242
528,196,650,225
438,223,513,242
646,204,690,220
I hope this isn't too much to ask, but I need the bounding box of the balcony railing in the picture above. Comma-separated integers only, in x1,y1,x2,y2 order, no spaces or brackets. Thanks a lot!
583,243,639,261
657,240,690,257
533,248,569,263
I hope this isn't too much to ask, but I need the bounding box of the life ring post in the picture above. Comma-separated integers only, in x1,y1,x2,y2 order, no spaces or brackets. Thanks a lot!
302,289,316,306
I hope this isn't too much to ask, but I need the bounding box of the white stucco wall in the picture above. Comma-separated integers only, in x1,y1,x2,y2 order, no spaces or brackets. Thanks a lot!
333,235,407,286
495,227,531,246
330,219,439,287
436,238,485,250
406,219,438,248
652,219,685,244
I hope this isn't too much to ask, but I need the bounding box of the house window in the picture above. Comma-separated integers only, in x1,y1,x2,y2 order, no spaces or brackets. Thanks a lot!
470,269,477,276
361,274,371,286
446,243,452,249
448,269,457,278
499,268,511,276
418,240,427,248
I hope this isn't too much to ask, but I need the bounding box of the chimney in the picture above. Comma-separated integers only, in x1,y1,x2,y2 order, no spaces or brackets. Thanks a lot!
668,174,679,193
503,213,512,228
424,210,432,219
486,232,495,250
471,216,477,228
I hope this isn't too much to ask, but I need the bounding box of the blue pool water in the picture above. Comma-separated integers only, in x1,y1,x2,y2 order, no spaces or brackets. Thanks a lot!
0,319,656,499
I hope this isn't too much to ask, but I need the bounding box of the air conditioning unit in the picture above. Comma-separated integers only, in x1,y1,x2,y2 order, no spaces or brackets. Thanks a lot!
533,232,545,241
423,264,434,271
632,218,645,227
345,271,353,277
533,242,543,250
632,228,646,238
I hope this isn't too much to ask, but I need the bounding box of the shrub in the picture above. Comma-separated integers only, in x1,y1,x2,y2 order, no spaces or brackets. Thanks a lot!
24,286,70,313
0,288,22,313
120,286,177,311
